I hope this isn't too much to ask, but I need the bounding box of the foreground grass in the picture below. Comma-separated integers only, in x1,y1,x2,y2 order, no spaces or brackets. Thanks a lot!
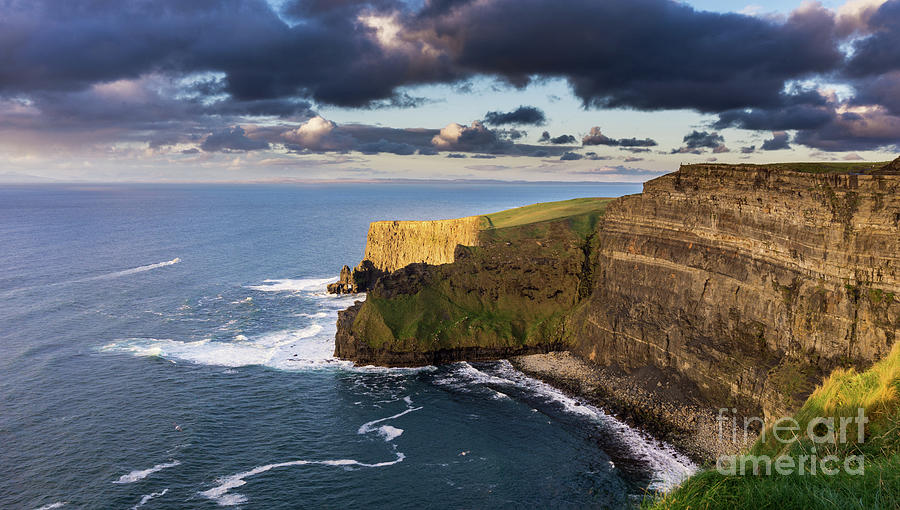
645,342,900,510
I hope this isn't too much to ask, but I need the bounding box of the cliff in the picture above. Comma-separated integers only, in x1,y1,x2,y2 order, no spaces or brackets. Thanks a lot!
569,163,899,419
333,160,900,420
363,216,485,273
334,199,611,364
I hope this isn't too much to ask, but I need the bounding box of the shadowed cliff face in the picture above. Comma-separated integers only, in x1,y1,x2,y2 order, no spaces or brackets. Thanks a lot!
569,163,900,419
334,161,900,419
334,209,608,365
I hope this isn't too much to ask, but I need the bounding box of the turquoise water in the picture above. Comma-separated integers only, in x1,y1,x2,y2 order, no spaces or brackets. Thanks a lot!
0,183,694,509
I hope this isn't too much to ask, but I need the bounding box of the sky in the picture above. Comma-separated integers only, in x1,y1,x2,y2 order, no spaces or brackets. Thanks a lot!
0,0,898,183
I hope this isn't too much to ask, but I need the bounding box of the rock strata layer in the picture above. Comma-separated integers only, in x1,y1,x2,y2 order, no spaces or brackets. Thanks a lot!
569,163,900,419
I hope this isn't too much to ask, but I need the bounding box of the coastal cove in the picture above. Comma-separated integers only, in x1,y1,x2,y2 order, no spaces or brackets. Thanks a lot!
0,181,704,509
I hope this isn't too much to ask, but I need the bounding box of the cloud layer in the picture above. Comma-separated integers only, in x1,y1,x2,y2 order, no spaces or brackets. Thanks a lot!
0,0,899,156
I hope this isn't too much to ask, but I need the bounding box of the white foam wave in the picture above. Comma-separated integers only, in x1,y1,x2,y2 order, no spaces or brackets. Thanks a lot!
113,460,181,484
132,489,168,510
246,277,335,293
442,361,696,491
33,503,67,510
100,324,352,369
97,258,181,279
200,453,405,506
297,312,328,319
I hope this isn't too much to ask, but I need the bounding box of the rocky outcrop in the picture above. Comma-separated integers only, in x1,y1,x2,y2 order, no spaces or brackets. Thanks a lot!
333,159,900,422
327,260,386,294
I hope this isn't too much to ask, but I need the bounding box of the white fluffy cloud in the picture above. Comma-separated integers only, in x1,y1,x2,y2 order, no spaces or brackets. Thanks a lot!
284,116,336,145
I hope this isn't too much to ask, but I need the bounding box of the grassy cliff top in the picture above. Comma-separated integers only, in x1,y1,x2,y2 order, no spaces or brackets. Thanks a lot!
482,197,614,229
682,160,896,175
646,341,900,509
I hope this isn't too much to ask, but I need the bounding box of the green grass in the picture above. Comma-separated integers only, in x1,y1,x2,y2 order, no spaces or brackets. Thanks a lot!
482,197,613,229
644,341,900,509
684,161,893,174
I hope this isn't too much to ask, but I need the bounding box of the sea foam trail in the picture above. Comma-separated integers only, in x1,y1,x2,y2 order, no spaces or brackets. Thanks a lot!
442,361,697,492
93,258,181,280
1,258,182,298
357,405,423,441
202,404,417,506
201,453,406,506
132,489,168,510
33,503,67,510
113,460,181,484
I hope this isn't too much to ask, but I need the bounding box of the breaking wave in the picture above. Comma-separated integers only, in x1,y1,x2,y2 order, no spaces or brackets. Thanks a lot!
100,324,345,369
246,277,336,293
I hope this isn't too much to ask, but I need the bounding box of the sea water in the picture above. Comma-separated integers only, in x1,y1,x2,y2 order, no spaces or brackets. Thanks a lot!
0,182,694,509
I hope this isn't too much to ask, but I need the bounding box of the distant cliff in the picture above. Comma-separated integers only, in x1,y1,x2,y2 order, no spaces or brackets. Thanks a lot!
363,216,484,273
333,161,900,420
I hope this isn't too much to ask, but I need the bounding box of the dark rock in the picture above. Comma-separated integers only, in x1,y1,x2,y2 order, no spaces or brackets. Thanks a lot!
326,260,387,294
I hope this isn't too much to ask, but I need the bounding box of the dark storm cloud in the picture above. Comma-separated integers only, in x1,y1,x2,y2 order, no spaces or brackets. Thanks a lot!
682,131,725,149
539,132,577,144
852,72,900,116
430,120,567,156
356,139,418,155
845,1,900,77
560,152,583,161
0,0,844,111
761,132,791,151
265,117,571,157
671,131,728,154
0,0,899,153
483,106,546,126
431,0,842,112
582,127,657,147
201,126,270,152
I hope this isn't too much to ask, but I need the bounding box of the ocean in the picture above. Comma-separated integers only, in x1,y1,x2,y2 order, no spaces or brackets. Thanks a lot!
0,182,694,509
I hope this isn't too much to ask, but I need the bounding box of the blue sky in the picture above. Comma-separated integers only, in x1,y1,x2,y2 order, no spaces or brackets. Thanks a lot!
0,0,897,182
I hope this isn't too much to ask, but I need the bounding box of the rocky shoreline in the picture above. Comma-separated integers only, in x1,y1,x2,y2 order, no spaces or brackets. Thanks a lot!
509,351,757,464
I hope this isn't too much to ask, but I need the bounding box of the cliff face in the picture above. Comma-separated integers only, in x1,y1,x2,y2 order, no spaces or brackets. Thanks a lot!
568,164,900,418
363,216,484,273
334,162,899,419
